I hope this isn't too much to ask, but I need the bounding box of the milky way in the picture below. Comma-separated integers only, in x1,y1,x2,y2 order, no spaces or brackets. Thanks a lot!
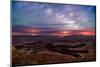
12,1,96,36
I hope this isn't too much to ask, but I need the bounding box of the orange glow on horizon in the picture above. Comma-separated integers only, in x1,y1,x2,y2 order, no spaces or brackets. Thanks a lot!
59,31,70,34
51,30,95,37
52,31,71,37
13,30,95,36
24,28,41,36
25,28,40,33
80,31,95,36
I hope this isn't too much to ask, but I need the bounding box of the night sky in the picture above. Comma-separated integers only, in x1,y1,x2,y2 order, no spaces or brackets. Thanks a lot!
12,1,96,37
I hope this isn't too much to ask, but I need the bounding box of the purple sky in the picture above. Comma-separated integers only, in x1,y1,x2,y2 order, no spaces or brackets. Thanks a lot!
12,1,96,36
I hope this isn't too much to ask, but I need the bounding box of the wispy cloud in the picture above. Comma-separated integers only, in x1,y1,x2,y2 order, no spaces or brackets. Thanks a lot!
12,1,96,36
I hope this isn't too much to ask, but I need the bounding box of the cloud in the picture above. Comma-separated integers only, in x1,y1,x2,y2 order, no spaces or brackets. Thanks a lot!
12,1,96,36
12,25,95,36
45,8,53,15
